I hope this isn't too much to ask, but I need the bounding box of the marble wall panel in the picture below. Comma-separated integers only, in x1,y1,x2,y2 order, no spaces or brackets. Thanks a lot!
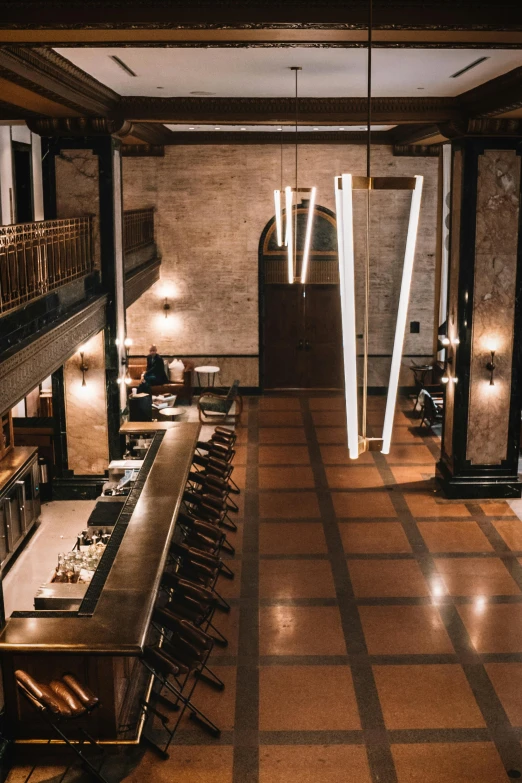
123,145,438,386
64,330,109,475
56,149,101,270
442,149,462,463
466,149,521,465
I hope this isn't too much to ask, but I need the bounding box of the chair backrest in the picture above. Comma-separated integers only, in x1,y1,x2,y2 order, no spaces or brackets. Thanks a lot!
423,391,440,421
225,380,240,402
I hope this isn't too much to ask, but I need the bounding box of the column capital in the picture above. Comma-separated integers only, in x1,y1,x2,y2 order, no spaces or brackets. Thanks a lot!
437,118,522,141
26,117,133,139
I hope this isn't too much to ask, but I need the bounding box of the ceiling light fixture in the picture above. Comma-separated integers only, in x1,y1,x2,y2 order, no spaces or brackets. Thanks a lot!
189,127,195,130
273,67,317,284
450,56,489,79
334,0,424,459
215,127,220,130
109,55,137,77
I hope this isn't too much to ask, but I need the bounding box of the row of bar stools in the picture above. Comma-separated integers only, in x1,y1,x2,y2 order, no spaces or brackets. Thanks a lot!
139,425,239,760
14,671,108,783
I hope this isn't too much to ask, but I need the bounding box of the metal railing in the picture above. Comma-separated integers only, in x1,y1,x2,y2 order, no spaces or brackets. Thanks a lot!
123,208,155,253
0,216,94,315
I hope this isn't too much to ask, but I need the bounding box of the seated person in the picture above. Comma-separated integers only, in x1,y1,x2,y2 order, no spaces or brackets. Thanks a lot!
137,344,169,393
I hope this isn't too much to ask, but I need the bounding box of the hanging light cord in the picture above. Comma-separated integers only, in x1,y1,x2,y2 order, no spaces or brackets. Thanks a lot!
362,0,372,440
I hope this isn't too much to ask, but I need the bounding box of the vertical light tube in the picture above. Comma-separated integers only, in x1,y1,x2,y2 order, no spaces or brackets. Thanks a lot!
274,189,283,246
300,186,317,284
285,186,294,284
382,175,424,454
335,174,359,459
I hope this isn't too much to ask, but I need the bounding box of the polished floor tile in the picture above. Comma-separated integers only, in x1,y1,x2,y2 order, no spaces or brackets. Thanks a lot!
480,501,516,517
418,521,494,553
260,745,371,783
124,747,234,783
259,397,302,410
259,606,347,656
259,491,321,518
405,493,471,518
325,466,384,490
484,663,522,725
492,519,522,550
315,427,348,444
392,743,508,783
259,559,336,598
312,410,346,426
333,491,397,518
259,445,311,465
349,560,430,597
385,444,436,464
320,445,376,465
359,606,454,655
308,397,345,410
389,426,421,443
259,523,327,554
458,604,522,653
340,522,412,554
258,411,304,427
259,427,307,444
390,466,435,486
374,664,485,729
435,558,520,596
259,666,360,730
258,466,315,490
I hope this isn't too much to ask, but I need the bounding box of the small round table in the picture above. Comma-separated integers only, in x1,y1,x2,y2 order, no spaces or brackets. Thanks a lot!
195,365,220,392
159,408,183,420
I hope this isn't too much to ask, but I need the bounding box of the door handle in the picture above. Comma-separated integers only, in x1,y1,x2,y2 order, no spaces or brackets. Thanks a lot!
298,339,304,350
305,340,311,351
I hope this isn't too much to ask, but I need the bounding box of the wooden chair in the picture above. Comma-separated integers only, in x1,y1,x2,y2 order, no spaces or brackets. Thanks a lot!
419,390,443,430
197,380,243,424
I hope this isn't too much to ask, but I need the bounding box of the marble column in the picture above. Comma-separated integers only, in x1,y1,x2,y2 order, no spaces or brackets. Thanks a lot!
438,130,522,498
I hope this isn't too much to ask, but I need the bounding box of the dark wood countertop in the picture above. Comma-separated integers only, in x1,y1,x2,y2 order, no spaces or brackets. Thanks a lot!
0,423,200,655
0,447,38,494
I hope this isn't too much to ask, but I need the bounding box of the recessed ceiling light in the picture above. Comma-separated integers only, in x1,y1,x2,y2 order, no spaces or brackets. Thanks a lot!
313,127,319,130
189,127,195,130
277,127,282,131
190,91,217,96
417,87,425,90
157,86,164,90
241,127,246,131
339,127,345,130
215,127,220,130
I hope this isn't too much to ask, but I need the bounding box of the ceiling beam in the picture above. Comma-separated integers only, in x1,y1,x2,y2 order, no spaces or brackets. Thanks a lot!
154,129,394,145
459,65,522,118
120,96,462,124
129,122,178,145
1,1,522,31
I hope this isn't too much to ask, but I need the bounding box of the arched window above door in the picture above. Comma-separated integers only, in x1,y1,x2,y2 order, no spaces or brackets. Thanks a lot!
260,203,339,284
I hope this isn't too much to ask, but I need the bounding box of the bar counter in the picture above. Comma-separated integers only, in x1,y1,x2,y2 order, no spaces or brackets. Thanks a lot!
0,421,200,741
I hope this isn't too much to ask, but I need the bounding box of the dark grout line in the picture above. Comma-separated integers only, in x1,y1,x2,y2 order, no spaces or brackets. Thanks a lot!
301,397,399,783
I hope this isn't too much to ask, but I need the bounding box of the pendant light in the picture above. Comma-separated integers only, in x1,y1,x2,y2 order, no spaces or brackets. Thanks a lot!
334,0,424,459
273,67,317,284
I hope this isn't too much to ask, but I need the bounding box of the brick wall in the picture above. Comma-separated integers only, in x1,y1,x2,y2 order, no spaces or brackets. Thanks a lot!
123,144,439,388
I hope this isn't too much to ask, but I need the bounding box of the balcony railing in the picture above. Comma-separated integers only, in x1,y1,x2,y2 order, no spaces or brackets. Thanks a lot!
123,208,155,253
0,217,94,315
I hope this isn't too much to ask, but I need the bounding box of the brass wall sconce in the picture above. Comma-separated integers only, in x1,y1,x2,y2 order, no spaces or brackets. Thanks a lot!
163,297,171,319
78,347,89,387
486,350,496,385
440,334,459,385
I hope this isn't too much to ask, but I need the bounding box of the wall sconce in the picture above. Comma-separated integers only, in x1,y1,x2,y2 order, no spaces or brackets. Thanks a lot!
163,297,171,319
486,349,496,385
78,346,89,387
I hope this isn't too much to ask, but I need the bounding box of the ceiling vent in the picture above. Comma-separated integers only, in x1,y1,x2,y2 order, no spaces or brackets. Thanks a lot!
109,55,137,77
450,56,489,79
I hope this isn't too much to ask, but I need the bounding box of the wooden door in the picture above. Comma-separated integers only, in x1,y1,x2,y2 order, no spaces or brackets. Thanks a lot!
263,285,306,389
303,285,343,389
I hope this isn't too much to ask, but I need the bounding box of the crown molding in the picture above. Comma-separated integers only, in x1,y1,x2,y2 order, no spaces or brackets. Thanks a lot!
0,47,119,116
121,96,462,124
130,122,177,145
156,129,393,145
0,98,40,120
437,117,522,138
121,143,165,156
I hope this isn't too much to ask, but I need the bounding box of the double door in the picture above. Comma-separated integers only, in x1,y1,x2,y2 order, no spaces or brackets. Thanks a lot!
263,284,343,389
